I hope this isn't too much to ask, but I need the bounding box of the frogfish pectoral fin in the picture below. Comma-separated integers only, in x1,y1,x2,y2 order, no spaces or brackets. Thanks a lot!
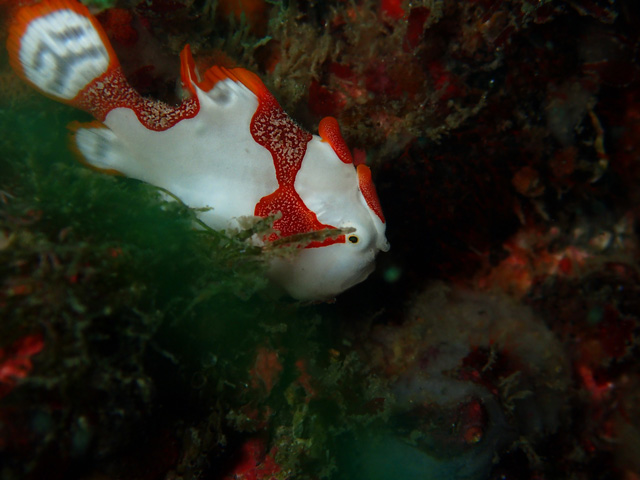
68,120,132,176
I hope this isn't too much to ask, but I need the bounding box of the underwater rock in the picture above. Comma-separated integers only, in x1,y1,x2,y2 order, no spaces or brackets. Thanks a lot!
338,284,570,480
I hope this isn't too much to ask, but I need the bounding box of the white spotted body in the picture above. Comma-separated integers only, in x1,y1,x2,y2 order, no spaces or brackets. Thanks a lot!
7,0,389,300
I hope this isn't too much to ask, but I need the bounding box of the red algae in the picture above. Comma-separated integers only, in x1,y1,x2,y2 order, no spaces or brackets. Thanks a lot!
0,333,43,399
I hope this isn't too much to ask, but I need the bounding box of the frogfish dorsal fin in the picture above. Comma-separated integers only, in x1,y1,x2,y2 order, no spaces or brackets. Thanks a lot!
319,116,353,164
179,44,199,97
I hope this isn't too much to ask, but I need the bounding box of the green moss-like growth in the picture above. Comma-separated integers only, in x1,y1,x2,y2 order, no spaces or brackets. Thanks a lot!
0,93,313,478
80,0,116,10
0,42,388,477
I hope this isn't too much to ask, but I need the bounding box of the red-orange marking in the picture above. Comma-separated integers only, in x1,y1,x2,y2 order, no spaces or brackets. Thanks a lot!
195,62,346,247
75,67,199,131
319,116,353,164
250,91,344,247
357,164,385,223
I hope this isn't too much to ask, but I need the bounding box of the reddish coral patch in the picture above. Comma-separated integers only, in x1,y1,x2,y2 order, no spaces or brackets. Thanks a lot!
0,333,44,398
512,166,544,197
100,8,138,47
308,80,346,118
381,0,405,20
250,347,283,395
294,359,316,401
404,7,430,50
224,437,281,480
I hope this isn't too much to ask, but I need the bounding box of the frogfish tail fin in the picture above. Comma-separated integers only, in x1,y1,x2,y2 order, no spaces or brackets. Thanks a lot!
7,0,119,107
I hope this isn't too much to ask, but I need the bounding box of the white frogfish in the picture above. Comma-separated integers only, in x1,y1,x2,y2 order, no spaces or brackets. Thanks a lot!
6,0,389,300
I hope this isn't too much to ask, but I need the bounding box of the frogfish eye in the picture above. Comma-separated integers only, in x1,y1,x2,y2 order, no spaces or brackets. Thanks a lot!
348,235,359,244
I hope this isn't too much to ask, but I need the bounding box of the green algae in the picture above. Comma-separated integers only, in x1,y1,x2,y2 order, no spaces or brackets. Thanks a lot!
80,0,116,11
0,95,300,476
0,101,271,311
0,90,390,480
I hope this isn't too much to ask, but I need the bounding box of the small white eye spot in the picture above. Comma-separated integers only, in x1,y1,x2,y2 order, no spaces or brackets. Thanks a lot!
348,235,359,244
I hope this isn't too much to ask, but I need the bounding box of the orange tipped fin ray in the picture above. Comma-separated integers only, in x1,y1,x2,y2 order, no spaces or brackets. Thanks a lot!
179,44,199,96
357,164,385,224
200,64,271,100
319,116,353,164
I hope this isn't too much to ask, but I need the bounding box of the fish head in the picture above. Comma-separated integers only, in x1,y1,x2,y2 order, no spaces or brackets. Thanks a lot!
269,118,389,300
